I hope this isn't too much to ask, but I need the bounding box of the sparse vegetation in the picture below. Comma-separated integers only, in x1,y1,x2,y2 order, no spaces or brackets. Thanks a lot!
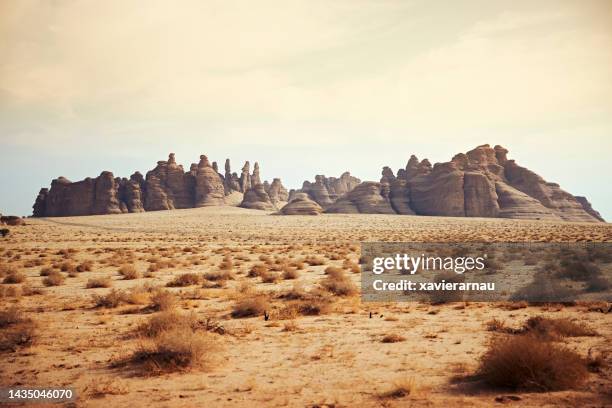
478,335,587,391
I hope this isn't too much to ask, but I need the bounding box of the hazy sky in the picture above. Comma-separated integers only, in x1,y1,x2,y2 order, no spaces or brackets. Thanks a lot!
1,0,611,219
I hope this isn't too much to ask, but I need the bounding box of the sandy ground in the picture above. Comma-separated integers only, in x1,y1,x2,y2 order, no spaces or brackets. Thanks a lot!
1,207,611,407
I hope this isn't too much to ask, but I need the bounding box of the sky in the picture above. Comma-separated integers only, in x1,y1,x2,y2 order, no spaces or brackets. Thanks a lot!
1,0,611,219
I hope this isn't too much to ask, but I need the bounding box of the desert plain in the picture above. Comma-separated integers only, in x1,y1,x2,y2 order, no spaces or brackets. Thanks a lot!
1,207,611,407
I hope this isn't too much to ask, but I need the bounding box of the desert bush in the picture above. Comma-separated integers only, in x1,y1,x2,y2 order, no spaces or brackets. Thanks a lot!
260,271,280,283
86,277,112,289
320,270,358,296
429,271,464,304
39,267,54,276
523,316,597,339
137,311,198,337
282,266,299,280
118,264,140,280
150,289,176,311
59,261,76,273
231,296,268,318
121,327,220,374
167,273,201,287
305,256,325,266
478,335,587,391
93,289,124,308
0,307,37,352
381,333,406,343
379,378,417,399
204,270,234,282
43,271,64,286
3,271,26,284
324,266,345,279
0,263,17,278
248,264,267,278
76,260,93,272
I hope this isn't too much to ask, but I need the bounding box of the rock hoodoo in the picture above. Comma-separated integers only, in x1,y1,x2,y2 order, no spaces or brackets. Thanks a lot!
293,172,361,208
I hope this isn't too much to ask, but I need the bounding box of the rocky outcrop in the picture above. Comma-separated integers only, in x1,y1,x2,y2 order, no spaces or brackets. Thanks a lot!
325,144,603,222
194,155,226,207
240,184,276,211
265,178,289,206
296,173,361,208
279,193,323,215
33,153,287,217
223,159,241,194
574,196,605,222
326,182,396,214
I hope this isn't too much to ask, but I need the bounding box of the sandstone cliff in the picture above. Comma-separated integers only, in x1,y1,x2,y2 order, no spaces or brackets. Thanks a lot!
323,144,603,222
33,153,287,217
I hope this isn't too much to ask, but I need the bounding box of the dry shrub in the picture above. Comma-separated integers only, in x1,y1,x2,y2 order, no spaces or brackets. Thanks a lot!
231,296,269,318
76,260,93,272
282,320,299,332
324,266,345,279
478,335,587,391
86,277,112,289
379,378,417,399
219,256,233,270
167,273,201,287
204,270,234,282
523,316,597,340
305,256,325,266
150,289,176,311
39,267,54,276
282,266,299,280
137,311,197,337
85,378,128,398
381,333,406,343
321,270,358,296
0,263,18,278
43,271,65,286
93,289,125,308
3,270,26,284
0,307,37,352
60,261,76,273
120,328,220,375
248,264,267,278
260,271,280,283
118,264,140,280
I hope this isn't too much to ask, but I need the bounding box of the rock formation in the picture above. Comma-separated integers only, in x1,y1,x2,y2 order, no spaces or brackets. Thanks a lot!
31,146,604,222
240,184,276,211
265,178,289,206
194,155,225,207
33,153,287,217
326,182,396,214
279,193,323,215
326,144,603,222
295,172,361,208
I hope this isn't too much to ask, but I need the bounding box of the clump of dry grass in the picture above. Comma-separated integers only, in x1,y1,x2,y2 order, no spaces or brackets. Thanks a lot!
260,270,280,283
118,264,140,280
117,327,221,375
379,378,417,399
523,316,597,340
381,333,406,343
203,270,234,282
137,310,198,337
93,289,126,308
86,277,112,289
3,270,26,284
478,335,587,391
76,260,93,272
320,269,358,296
167,273,201,287
150,289,176,311
305,256,325,266
42,271,65,286
282,266,299,280
231,296,269,318
248,264,267,278
0,307,37,352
